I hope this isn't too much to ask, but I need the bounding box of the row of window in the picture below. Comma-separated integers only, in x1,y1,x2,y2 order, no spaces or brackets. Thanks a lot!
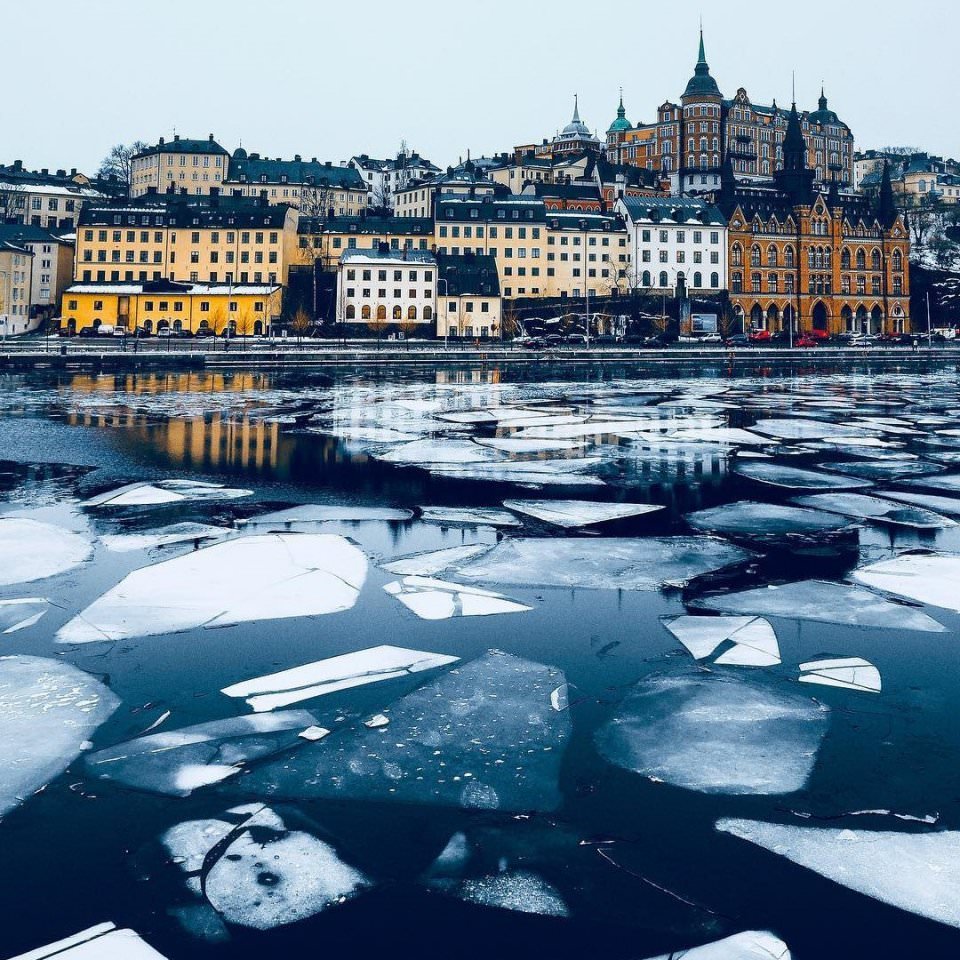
83,229,280,244
640,250,721,264
83,249,278,265
78,270,277,284
344,304,434,320
345,268,431,282
730,272,905,296
638,271,721,289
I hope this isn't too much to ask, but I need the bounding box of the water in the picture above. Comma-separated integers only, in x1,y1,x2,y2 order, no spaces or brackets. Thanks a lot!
1,360,960,959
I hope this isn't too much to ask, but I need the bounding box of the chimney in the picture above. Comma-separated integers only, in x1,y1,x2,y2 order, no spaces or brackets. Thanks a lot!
294,154,302,162
209,133,214,141
324,160,332,167
41,168,49,175
13,160,22,171
311,157,317,163
70,168,77,176
173,134,180,142
56,169,65,177
159,137,165,146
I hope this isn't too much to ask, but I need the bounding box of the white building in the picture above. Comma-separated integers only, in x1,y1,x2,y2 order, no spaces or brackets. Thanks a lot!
0,225,75,323
616,195,727,293
0,240,35,336
348,149,440,212
337,248,436,331
0,161,107,230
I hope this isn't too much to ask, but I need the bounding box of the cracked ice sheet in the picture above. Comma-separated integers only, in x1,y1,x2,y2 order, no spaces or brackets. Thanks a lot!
474,437,582,454
595,671,828,795
733,461,873,491
685,502,853,539
692,580,945,633
874,489,960,517
717,819,960,930
382,544,494,575
163,806,369,931
244,504,414,527
663,616,780,667
817,459,945,481
853,553,960,613
452,537,753,591
84,479,252,507
240,651,571,812
429,466,606,488
751,418,880,440
418,506,521,527
642,931,791,960
502,499,664,528
84,711,321,796
56,533,367,643
798,657,881,693
0,655,120,817
8,922,170,960
0,598,49,633
898,473,960,494
666,427,772,446
222,644,460,712
100,522,230,552
0,517,92,585
377,439,506,466
791,493,955,530
384,576,533,620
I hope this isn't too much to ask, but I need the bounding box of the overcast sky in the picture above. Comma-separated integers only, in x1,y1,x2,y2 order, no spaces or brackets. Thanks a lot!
6,0,956,175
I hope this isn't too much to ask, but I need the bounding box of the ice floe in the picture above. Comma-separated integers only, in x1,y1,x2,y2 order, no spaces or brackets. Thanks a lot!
853,553,960,613
717,819,960,930
642,931,791,960
817,459,944,481
0,655,119,817
751,418,878,440
692,580,945,632
596,671,828,795
663,616,781,667
0,598,49,633
384,576,532,619
898,473,960,494
474,437,582,454
791,493,955,530
798,657,881,693
442,871,569,918
221,645,459,712
56,533,367,643
418,505,521,527
874,489,960,517
378,439,505,466
685,502,853,540
452,537,753,591
245,504,414,527
502,499,664,528
85,479,252,507
240,651,571,812
667,427,772,446
0,517,91,585
100,522,229,552
8,922,169,959
84,711,320,796
381,544,494,575
733,461,873,491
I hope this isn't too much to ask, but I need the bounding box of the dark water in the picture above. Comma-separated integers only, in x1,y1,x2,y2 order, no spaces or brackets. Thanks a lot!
1,360,960,959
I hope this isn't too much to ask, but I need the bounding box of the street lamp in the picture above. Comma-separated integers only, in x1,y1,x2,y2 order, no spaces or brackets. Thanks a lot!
437,277,449,349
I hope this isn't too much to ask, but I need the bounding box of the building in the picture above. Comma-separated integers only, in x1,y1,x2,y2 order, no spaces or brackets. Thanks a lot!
715,108,910,335
606,32,855,195
348,150,440,211
859,152,960,206
223,151,367,217
297,215,434,271
336,248,436,333
74,195,298,288
616,195,727,293
516,97,604,162
0,224,74,322
436,253,501,339
0,160,108,229
394,161,497,218
0,239,34,335
130,135,231,198
61,279,281,335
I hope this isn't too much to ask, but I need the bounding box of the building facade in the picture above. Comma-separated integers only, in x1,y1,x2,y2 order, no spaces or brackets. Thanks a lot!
131,136,231,198
436,252,501,339
297,215,434,271
0,161,107,229
0,224,74,321
0,240,34,335
336,248,436,332
348,150,440,211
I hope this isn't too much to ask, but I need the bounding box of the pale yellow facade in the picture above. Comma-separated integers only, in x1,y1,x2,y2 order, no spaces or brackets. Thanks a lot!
298,220,435,271
0,245,34,332
222,181,367,218
131,138,229,197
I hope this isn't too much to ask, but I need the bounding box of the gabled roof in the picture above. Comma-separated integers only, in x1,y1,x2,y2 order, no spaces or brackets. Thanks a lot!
619,195,725,226
0,223,73,246
298,215,434,236
78,195,291,229
134,136,229,159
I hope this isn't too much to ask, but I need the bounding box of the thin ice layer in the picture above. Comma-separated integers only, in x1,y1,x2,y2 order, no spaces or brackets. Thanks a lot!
792,493,955,530
503,499,664,528
418,506,522,527
898,473,960,494
595,672,828,795
8,922,170,959
0,517,92,585
245,504,414,526
241,651,571,812
798,657,881,693
85,479,251,507
84,712,320,796
56,533,367,643
853,553,960,613
100,522,229,552
0,655,120,817
717,819,960,930
453,537,753,591
0,598,49,634
382,544,494,575
685,502,852,539
642,931,791,960
692,580,945,633
222,645,460,712
874,490,960,517
451,871,569,918
384,576,533,620
378,439,506,466
733,461,872,491
663,616,780,667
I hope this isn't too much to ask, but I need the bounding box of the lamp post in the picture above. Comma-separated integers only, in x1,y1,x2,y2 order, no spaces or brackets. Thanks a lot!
437,277,449,349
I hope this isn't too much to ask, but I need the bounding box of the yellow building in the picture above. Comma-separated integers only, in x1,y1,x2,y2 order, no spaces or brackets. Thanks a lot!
61,280,282,335
436,252,502,339
297,215,435,270
131,136,231,197
0,240,34,335
75,196,298,288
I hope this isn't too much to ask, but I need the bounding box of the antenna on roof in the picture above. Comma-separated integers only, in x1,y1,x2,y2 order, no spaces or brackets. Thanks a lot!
791,71,796,106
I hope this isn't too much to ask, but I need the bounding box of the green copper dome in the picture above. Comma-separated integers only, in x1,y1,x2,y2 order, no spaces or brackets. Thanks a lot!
607,93,632,133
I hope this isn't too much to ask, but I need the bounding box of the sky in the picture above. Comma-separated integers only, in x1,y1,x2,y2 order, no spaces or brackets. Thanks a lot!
4,0,957,175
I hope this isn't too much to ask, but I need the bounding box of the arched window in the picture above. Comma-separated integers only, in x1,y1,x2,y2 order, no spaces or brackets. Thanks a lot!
732,272,743,293
751,272,762,293
768,273,779,292
856,248,866,270
751,245,761,267
871,249,882,271
767,245,778,267
361,305,371,319
710,272,719,288
423,305,433,320
392,305,402,319
693,271,702,288
841,249,851,270
892,249,903,271
784,246,795,268
641,270,652,287
407,305,417,320
659,271,669,288
345,304,356,319
376,305,387,320
732,245,743,267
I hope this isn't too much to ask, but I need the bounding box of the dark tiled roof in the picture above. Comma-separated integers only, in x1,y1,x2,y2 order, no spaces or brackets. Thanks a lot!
78,196,290,229
134,137,229,159
226,156,365,190
437,253,500,297
532,183,602,201
619,195,725,226
298,215,434,236
436,197,547,223
0,224,73,246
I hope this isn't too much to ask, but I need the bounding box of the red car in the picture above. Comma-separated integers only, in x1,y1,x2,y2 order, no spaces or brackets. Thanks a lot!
748,329,772,342
806,329,831,341
796,335,818,348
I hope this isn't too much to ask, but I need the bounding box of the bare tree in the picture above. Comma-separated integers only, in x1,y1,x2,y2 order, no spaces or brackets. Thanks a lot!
234,305,254,349
97,141,149,193
299,178,338,219
368,307,389,347
291,306,311,346
500,303,521,341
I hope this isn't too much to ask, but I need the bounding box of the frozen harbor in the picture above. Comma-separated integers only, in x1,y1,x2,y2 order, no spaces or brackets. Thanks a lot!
2,361,960,959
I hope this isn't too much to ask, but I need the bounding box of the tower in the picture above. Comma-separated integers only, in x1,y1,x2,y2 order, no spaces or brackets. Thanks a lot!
775,102,815,205
679,28,723,195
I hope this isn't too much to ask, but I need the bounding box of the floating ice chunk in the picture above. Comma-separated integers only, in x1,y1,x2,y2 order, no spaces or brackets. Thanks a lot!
299,726,330,742
0,655,119,817
502,499,664,528
516,418,722,441
853,553,960,613
241,652,571,812
453,537,753,591
693,580,945,632
752,418,878,440
57,533,367,643
596,671,828,795
0,598,49,633
384,577,533,620
451,871,569,918
222,645,459,712
798,657,881,693
83,711,320,796
332,427,425,444
898,473,960,494
418,506,522,527
475,437,582,454
245,504,413,527
717,819,960,930
685,502,852,540
382,544,494,575
378,439,506,466
792,493,955,530
100,522,229,552
8,922,170,959
0,517,91,585
667,427,772,446
85,479,251,507
663,616,780,667
817,459,944,481
430,466,606,488
734,461,872,491
641,931,791,960
874,489,960,517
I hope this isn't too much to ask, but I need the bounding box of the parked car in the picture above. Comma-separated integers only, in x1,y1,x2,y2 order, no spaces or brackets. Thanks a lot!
795,335,819,348
565,334,588,345
525,337,547,349
807,328,832,341
112,327,127,337
544,334,564,347
848,336,873,348
95,324,115,337
724,334,750,347
594,334,620,345
748,329,772,343
697,332,722,343
156,328,176,338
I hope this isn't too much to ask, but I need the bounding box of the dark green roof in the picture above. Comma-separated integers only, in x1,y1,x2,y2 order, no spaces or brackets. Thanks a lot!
682,30,721,99
298,215,434,236
78,195,290,229
134,136,229,159
437,253,500,297
226,155,364,190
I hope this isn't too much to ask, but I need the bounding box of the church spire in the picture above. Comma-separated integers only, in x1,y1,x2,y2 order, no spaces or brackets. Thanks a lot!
682,24,721,100
776,99,815,204
878,159,897,228
572,93,581,124
698,25,706,65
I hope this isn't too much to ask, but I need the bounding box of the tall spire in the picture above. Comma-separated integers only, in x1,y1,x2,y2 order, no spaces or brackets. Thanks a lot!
572,93,580,124
776,100,815,205
682,24,721,100
698,24,706,65
878,159,897,227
